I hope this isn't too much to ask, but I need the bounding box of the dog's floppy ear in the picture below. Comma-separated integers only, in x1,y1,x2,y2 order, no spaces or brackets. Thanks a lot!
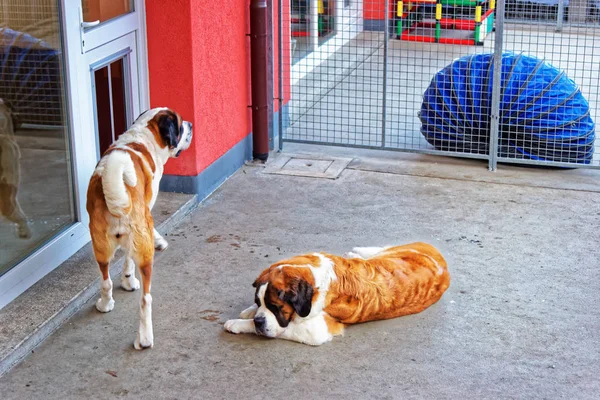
156,111,180,149
252,267,272,288
134,109,149,123
284,279,314,318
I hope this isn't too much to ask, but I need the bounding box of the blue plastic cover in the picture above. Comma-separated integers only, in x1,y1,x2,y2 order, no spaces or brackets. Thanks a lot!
419,52,595,164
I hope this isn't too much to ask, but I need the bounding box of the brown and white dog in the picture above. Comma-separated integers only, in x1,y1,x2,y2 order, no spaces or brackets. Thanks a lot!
0,99,31,239
86,107,192,350
225,243,450,345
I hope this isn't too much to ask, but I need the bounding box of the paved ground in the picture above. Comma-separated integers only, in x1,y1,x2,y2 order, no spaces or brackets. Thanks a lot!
1,147,599,399
0,191,195,372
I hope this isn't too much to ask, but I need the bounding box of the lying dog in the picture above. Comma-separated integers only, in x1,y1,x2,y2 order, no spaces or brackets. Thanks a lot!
0,99,31,239
225,243,450,345
86,107,192,350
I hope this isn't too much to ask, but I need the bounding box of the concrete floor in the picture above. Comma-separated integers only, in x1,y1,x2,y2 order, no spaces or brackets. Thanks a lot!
0,191,196,374
1,147,599,399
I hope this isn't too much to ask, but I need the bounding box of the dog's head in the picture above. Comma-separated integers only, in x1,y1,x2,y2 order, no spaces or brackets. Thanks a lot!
251,263,316,338
138,108,193,159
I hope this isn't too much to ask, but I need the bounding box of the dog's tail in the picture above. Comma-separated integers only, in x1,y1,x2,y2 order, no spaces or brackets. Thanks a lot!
101,151,137,217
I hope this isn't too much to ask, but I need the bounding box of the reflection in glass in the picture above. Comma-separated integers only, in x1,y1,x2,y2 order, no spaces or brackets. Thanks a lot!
0,1,74,276
82,0,134,24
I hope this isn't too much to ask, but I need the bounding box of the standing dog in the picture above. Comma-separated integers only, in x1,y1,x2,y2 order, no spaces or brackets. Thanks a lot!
225,243,450,345
86,108,192,349
0,99,31,239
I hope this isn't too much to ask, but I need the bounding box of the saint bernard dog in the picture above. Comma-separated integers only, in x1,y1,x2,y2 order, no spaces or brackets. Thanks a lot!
225,243,450,346
86,107,192,350
0,99,31,239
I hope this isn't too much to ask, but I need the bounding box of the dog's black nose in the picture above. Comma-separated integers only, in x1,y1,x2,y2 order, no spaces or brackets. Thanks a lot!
254,316,266,329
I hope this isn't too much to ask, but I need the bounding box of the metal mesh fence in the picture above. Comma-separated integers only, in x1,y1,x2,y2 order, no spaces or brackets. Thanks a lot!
501,1,600,167
278,0,600,169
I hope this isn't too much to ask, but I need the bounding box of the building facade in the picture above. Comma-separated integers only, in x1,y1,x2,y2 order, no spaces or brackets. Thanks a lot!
0,0,266,308
0,0,372,308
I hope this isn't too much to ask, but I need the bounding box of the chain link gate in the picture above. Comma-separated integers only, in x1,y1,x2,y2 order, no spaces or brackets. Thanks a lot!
276,0,600,170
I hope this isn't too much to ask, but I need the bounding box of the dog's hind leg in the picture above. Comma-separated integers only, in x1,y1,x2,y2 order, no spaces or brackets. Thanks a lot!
120,255,140,292
93,241,117,313
349,246,390,259
153,228,168,251
89,207,119,313
343,251,364,259
132,231,155,350
0,184,31,239
96,260,115,312
134,258,154,349
13,207,31,239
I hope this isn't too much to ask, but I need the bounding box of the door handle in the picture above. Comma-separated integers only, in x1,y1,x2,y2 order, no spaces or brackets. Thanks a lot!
81,20,100,29
79,6,100,53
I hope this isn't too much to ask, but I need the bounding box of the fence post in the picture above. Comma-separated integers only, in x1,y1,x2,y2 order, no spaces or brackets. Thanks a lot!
278,0,284,151
556,0,565,32
267,0,274,151
381,0,390,148
488,0,505,171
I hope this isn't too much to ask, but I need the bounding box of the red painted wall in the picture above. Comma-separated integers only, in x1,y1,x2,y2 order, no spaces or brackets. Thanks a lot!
146,0,252,177
146,0,197,176
147,0,291,178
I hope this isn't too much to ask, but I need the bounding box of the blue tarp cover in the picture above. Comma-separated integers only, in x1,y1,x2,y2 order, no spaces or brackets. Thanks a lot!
419,52,595,164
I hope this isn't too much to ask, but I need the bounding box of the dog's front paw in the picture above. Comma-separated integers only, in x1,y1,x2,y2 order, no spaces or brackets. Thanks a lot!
224,319,241,334
95,297,115,313
224,319,251,334
239,304,258,319
134,330,154,350
121,275,140,291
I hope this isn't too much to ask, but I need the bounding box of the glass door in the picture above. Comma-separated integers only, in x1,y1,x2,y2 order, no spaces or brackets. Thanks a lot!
82,0,134,24
87,33,141,160
0,1,76,276
79,0,146,161
0,0,149,308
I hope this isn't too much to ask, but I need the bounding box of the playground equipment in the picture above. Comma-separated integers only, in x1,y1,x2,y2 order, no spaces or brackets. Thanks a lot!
395,0,495,45
291,1,334,39
419,52,595,164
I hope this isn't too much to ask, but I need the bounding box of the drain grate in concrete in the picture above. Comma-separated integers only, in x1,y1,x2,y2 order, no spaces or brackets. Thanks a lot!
263,154,352,179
